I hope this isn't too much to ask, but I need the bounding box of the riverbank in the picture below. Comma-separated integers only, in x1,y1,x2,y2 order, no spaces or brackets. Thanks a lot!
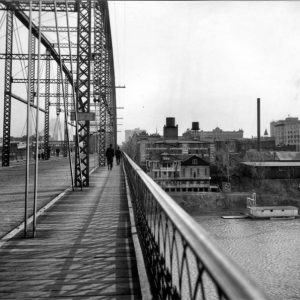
170,179,300,215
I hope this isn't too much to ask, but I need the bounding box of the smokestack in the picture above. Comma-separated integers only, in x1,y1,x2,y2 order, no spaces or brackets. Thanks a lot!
257,98,260,152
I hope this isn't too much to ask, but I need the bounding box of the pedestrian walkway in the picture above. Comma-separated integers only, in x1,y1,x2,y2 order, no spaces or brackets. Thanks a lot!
0,155,96,239
0,165,141,299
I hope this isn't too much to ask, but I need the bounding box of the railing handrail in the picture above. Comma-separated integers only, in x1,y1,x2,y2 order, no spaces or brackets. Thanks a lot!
123,152,270,300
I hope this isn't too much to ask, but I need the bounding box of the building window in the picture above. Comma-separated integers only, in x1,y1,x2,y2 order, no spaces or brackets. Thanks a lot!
192,159,197,165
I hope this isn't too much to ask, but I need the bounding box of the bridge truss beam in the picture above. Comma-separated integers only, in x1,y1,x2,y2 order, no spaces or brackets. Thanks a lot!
0,53,78,61
75,0,92,187
0,0,117,186
44,50,51,160
2,9,14,166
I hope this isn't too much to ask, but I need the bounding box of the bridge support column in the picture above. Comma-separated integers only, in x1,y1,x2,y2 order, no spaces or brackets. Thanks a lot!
75,0,92,187
44,50,50,160
63,78,69,157
2,10,14,167
94,1,107,166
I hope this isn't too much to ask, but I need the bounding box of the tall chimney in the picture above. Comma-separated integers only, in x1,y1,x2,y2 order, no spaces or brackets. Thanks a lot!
257,98,260,152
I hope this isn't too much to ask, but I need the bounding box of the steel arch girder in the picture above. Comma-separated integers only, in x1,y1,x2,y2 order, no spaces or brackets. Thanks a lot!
0,0,82,106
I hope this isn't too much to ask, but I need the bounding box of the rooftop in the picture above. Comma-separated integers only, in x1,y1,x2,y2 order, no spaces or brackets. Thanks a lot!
242,161,300,167
250,206,298,210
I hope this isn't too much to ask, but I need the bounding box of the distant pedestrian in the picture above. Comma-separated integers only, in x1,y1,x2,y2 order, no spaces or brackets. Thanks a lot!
115,146,121,165
105,144,114,170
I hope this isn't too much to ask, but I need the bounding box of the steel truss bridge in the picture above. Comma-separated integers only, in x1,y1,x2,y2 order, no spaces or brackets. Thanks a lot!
0,0,117,187
0,2,272,299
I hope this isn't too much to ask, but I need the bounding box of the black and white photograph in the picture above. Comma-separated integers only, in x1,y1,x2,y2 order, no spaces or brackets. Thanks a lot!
0,1,299,299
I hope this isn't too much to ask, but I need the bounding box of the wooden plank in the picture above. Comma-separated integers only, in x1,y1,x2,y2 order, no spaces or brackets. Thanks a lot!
0,167,142,299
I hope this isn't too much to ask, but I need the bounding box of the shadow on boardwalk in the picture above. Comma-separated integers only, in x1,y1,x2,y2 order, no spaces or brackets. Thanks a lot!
0,155,96,238
0,165,141,299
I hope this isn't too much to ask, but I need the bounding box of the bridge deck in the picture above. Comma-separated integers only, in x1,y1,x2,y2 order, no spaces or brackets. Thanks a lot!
0,165,142,299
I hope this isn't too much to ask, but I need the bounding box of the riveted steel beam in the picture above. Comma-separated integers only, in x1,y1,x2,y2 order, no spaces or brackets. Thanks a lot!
2,10,13,167
75,0,92,187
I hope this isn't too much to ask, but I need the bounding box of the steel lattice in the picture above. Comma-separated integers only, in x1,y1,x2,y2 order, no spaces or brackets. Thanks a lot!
44,50,50,160
2,10,13,167
0,0,117,184
75,0,92,187
30,35,35,103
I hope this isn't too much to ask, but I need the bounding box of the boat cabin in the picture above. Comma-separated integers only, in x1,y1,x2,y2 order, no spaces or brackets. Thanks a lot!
248,206,298,218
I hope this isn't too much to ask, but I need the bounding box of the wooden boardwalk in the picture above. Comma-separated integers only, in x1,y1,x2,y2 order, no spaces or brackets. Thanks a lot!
0,165,142,299
0,155,96,238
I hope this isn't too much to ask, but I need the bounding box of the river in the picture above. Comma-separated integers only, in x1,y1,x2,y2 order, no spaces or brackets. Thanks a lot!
193,214,300,300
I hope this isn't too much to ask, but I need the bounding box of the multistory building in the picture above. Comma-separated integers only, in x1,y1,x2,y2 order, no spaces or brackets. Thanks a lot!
125,128,145,142
270,117,300,148
183,126,243,141
134,117,216,192
135,118,215,168
146,153,211,192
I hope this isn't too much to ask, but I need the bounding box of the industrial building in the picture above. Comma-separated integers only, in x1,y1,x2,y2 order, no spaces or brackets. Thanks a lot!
270,117,300,149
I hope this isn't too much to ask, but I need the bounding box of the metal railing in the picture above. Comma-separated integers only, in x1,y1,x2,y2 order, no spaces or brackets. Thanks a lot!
123,152,270,300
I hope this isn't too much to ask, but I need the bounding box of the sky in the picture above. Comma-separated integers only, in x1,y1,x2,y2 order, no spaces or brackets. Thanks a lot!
1,2,300,145
108,1,300,143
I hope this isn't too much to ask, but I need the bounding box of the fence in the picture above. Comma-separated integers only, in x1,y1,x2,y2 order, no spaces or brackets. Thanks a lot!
123,152,270,300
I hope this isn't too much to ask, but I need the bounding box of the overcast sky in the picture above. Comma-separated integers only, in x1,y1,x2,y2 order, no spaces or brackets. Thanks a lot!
1,2,300,145
109,1,300,143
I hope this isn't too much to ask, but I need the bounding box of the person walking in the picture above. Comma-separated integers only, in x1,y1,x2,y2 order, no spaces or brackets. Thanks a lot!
115,146,121,165
105,144,114,170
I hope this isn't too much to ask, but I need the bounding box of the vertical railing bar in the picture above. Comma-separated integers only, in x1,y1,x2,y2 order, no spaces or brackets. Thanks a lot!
33,0,42,238
24,0,32,238
54,1,74,191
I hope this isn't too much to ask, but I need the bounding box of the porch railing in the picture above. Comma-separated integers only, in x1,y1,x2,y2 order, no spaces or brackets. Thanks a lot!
123,152,270,300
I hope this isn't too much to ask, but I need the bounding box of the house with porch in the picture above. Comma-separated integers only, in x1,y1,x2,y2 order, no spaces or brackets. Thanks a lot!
146,153,212,192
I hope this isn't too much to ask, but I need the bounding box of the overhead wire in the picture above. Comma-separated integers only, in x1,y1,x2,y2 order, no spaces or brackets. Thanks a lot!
54,1,74,190
0,11,5,31
14,16,29,89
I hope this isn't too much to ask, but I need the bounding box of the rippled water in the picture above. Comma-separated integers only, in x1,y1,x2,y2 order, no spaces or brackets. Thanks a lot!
193,215,300,300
